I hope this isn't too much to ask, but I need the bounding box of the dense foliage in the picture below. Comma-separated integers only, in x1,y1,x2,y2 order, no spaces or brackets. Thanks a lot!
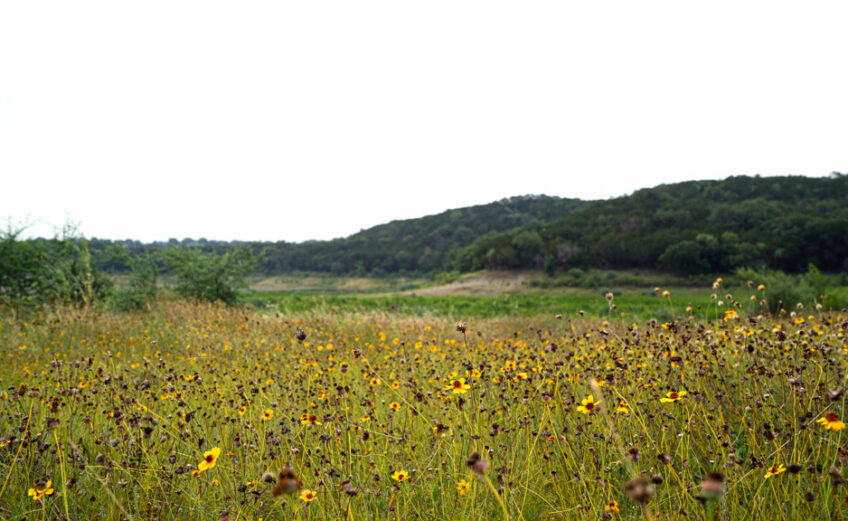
6,176,847,310
160,246,258,306
0,227,259,310
87,195,587,275
0,226,112,309
456,174,848,274
82,175,848,277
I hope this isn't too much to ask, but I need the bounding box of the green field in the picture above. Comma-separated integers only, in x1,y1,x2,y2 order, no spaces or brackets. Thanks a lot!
244,288,722,321
238,269,848,322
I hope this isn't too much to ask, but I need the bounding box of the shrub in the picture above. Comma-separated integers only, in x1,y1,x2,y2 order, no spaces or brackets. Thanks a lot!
109,289,149,312
821,291,845,311
735,267,812,315
161,246,258,306
566,267,585,279
0,224,111,309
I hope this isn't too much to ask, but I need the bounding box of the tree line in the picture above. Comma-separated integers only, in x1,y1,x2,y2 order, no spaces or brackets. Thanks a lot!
3,174,847,310
455,174,848,275
91,174,847,277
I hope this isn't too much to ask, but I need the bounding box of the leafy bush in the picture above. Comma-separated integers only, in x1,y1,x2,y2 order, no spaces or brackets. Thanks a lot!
566,268,585,279
0,224,111,309
161,246,258,306
245,298,267,310
823,287,848,310
109,289,149,312
735,267,812,314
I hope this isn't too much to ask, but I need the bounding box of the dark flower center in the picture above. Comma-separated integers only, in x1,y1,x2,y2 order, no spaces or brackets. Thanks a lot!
206,455,214,463
669,392,679,399
585,402,594,410
826,412,839,422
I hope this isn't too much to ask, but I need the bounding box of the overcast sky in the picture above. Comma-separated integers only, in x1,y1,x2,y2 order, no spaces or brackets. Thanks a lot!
2,1,846,243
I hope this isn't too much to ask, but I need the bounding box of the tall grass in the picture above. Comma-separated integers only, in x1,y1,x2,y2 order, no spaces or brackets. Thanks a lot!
0,287,846,520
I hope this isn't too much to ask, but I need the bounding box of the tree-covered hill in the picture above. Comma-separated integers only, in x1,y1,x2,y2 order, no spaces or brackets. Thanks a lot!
89,195,588,275
454,174,848,274
77,174,848,277
258,194,587,274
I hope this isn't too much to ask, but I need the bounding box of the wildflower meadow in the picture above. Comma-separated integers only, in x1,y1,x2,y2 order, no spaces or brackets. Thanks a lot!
1,283,846,520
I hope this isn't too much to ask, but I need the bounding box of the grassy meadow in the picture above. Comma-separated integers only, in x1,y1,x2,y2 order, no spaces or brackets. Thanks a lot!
241,270,770,321
245,288,722,321
1,283,847,520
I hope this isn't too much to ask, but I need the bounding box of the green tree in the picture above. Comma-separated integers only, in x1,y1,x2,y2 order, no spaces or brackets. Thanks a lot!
109,248,159,311
161,246,258,305
658,240,710,275
0,222,111,309
0,224,53,307
511,230,544,267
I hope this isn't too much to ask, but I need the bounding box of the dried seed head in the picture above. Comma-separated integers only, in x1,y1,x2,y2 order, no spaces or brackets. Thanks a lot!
699,472,725,499
456,322,467,333
466,452,489,475
828,466,846,486
341,481,357,496
624,476,654,504
272,464,301,496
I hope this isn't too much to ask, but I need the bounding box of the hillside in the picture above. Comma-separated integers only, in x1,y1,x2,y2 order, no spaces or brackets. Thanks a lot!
455,174,848,274
87,174,848,277
90,195,588,275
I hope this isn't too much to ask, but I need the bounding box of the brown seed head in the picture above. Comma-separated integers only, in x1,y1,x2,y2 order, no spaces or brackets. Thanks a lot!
624,476,654,504
341,481,357,496
272,464,302,496
828,466,846,486
699,472,725,499
466,452,489,475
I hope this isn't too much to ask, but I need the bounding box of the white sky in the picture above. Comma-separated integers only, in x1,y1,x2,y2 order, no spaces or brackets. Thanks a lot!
1,1,846,242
